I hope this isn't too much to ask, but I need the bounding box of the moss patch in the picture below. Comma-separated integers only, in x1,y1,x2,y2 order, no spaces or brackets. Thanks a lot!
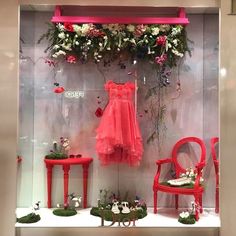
17,213,41,224
45,153,68,160
53,208,77,217
90,207,147,222
178,214,196,224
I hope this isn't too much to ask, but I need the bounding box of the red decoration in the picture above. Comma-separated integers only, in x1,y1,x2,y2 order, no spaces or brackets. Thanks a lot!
95,107,103,117
44,157,93,208
45,58,56,67
54,86,65,93
155,54,167,65
66,55,77,63
64,22,74,32
153,137,206,220
211,137,219,213
156,35,167,46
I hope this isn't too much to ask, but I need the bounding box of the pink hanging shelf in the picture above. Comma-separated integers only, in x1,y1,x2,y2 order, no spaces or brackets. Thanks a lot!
51,6,189,25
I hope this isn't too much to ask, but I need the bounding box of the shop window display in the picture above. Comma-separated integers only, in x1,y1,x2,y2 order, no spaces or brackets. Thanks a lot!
16,6,219,228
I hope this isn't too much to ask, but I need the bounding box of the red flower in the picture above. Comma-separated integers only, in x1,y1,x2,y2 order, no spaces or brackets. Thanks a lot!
66,55,77,64
95,107,103,117
64,22,74,32
155,54,167,65
156,36,167,46
54,86,65,94
87,28,105,37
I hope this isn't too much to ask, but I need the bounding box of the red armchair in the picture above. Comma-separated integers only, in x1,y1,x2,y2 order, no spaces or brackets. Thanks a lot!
153,137,206,220
211,137,219,213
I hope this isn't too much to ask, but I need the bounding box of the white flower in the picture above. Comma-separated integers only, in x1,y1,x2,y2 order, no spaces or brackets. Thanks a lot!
107,47,111,51
172,49,184,57
52,54,58,58
81,24,91,36
180,211,190,219
151,27,160,35
73,24,82,33
75,41,79,45
123,38,129,42
87,40,92,45
98,55,102,58
57,50,66,55
62,43,72,51
57,23,65,31
103,36,108,40
159,24,170,32
58,32,65,39
99,42,103,47
129,38,136,44
53,45,60,50
127,24,135,32
172,39,178,46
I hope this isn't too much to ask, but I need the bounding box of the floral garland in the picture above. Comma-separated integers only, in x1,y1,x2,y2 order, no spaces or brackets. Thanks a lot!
40,22,189,67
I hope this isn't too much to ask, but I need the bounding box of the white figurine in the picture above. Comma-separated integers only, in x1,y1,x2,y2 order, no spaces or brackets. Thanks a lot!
72,196,82,208
111,201,120,214
121,201,130,214
33,201,40,211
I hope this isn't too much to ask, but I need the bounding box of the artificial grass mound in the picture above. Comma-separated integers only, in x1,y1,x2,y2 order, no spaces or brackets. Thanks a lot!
178,214,196,224
17,213,41,224
90,207,147,222
53,208,77,217
45,153,68,160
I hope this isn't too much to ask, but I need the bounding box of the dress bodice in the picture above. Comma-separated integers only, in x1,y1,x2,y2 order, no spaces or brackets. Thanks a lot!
105,80,135,101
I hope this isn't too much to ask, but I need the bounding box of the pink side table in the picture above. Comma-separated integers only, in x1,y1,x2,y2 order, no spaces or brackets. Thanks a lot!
44,157,93,208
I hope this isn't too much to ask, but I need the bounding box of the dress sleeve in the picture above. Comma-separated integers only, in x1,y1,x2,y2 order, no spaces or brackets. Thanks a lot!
104,80,113,91
127,82,135,90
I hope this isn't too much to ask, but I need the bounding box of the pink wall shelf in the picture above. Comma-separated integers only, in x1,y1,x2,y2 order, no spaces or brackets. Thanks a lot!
51,6,189,25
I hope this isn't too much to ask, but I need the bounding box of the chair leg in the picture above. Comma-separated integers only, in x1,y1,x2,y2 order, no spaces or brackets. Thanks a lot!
199,194,203,213
216,186,219,213
154,189,158,214
194,194,200,221
175,195,179,209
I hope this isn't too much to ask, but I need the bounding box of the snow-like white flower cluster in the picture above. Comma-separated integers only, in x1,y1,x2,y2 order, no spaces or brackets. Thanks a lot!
179,211,190,219
172,49,184,57
151,27,160,35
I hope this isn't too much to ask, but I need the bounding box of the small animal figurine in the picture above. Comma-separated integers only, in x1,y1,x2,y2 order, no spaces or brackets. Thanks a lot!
72,196,82,208
33,201,41,211
121,201,130,214
111,201,120,214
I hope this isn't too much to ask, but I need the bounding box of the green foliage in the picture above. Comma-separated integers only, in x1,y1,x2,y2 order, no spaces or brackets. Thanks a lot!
45,153,68,160
53,208,77,217
178,214,196,224
16,213,41,224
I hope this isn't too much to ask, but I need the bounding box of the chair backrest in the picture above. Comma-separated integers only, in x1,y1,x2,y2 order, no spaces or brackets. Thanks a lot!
211,137,219,162
171,137,206,177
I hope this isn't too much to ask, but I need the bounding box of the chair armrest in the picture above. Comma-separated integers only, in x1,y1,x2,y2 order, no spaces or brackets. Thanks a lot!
154,158,172,186
156,158,173,165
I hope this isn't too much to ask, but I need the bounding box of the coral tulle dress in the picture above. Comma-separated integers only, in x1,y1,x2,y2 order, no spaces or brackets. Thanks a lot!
96,80,143,166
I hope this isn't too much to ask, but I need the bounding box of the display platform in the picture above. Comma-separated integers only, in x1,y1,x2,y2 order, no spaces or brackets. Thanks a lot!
15,208,220,228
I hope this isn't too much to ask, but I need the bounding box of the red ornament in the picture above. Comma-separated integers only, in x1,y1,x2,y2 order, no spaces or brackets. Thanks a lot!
156,36,167,46
54,86,65,94
95,107,103,117
66,55,77,64
64,22,74,32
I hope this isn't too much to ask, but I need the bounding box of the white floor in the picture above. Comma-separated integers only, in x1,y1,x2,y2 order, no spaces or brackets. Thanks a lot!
15,208,220,228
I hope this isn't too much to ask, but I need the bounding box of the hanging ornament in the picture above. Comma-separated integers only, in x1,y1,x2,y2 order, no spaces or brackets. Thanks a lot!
53,82,65,94
95,107,103,117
